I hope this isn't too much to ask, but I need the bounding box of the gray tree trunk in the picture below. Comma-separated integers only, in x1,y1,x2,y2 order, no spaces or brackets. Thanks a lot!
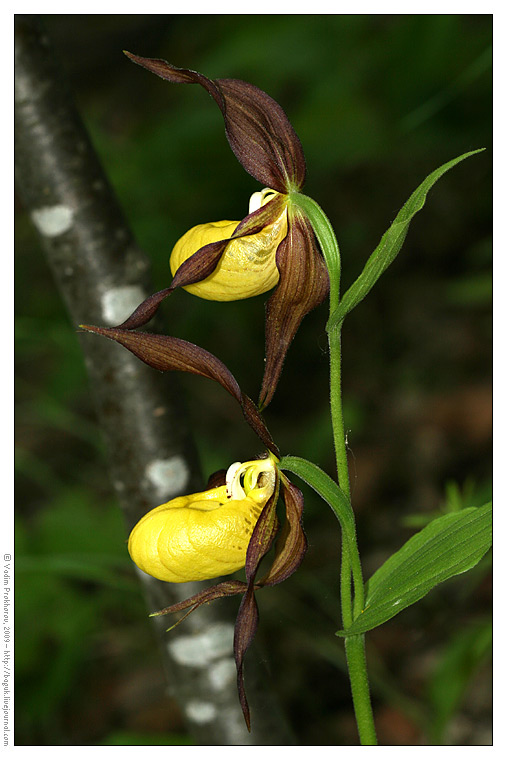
15,14,294,746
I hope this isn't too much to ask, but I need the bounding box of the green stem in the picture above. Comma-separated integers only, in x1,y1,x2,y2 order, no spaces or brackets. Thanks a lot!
328,325,351,502
291,191,377,745
345,636,378,745
330,322,376,744
329,323,354,628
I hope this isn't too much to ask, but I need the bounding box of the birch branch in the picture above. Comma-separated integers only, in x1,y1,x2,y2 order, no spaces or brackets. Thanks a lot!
15,14,294,745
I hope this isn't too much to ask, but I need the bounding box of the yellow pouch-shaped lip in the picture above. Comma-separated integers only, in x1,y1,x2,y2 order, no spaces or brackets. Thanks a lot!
128,457,277,583
169,195,288,302
128,486,262,582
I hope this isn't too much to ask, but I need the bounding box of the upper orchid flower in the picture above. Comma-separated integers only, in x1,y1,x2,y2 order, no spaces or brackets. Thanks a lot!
117,53,329,408
80,322,306,730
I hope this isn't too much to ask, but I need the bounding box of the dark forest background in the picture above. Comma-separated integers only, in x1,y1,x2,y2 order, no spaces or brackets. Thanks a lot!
15,14,492,745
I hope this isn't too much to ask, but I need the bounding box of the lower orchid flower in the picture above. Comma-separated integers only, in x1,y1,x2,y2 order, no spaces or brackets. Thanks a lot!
80,322,306,731
128,455,279,583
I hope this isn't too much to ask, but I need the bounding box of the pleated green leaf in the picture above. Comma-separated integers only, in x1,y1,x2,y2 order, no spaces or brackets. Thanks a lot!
328,149,485,329
337,502,492,636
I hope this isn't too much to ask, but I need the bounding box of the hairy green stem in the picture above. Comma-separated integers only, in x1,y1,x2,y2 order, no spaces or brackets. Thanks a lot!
292,191,377,745
327,326,351,501
329,323,353,629
328,322,375,744
329,328,377,743
345,636,378,745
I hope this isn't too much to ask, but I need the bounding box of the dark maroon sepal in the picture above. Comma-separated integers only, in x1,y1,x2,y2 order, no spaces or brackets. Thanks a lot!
259,478,307,587
118,287,174,330
124,52,305,194
150,580,248,628
232,483,280,729
260,209,330,408
79,325,279,457
217,78,306,193
144,471,306,733
233,586,258,731
170,238,230,291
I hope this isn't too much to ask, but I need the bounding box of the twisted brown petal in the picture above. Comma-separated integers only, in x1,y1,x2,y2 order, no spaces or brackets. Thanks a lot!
116,194,287,330
124,52,306,193
171,193,287,291
244,488,280,580
259,477,307,587
232,192,287,236
233,479,280,729
150,576,257,729
234,476,306,729
233,585,258,732
118,286,175,330
79,325,279,457
150,580,248,628
260,208,330,408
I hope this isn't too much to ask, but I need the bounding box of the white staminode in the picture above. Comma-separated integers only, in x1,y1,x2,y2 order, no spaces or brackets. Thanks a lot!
225,457,276,502
248,187,278,214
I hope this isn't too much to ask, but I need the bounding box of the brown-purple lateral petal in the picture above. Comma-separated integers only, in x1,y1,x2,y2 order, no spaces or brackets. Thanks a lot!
260,209,330,408
79,326,279,456
169,238,230,291
117,241,229,330
259,478,307,587
124,53,305,194
233,586,259,731
118,194,287,331
118,287,174,330
241,395,279,457
244,486,280,581
232,192,287,237
151,580,248,628
231,480,280,730
80,326,242,396
170,193,286,295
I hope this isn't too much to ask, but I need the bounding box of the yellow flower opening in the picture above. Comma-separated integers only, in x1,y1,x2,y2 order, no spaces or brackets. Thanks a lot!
169,189,288,301
128,455,277,583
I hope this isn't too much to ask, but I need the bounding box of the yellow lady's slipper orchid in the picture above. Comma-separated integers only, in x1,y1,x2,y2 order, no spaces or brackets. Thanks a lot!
169,190,287,301
83,54,317,729
128,456,277,583
115,53,330,409
80,318,306,731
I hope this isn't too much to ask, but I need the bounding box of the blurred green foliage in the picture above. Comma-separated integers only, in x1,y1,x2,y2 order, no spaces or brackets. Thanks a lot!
100,730,194,745
427,618,492,744
15,14,491,745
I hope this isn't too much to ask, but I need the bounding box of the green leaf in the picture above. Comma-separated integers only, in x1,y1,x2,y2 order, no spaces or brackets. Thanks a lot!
337,502,492,636
279,455,365,614
328,149,485,329
289,192,342,313
279,455,356,551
